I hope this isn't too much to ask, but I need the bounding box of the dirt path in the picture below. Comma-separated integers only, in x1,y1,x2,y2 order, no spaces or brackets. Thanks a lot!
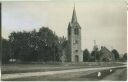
2,65,126,80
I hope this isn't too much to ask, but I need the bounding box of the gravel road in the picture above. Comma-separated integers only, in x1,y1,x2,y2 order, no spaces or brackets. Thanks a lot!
2,65,126,80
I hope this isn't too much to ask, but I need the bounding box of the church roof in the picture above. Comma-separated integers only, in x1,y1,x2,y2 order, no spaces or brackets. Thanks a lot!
100,46,115,61
68,5,81,29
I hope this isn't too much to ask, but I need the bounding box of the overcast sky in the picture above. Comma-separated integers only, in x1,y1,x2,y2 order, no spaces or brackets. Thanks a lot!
2,0,127,54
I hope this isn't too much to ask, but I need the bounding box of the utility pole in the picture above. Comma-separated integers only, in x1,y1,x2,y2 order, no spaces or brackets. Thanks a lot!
93,40,97,62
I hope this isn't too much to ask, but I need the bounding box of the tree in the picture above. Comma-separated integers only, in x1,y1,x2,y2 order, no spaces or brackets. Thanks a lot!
111,49,120,60
2,38,10,64
6,26,65,63
9,31,34,61
37,27,60,62
28,30,39,61
59,38,70,62
83,49,90,62
90,47,100,62
123,53,127,61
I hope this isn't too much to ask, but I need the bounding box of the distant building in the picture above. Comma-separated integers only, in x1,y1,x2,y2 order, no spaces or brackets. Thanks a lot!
100,46,115,62
67,6,83,62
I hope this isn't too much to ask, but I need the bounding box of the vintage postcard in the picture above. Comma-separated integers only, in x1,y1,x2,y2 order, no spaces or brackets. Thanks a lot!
1,0,127,81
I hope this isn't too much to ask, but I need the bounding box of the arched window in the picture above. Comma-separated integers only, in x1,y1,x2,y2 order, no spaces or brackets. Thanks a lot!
75,50,78,52
74,28,79,35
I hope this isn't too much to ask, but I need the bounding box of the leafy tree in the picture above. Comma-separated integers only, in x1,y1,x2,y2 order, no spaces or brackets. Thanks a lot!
83,49,90,62
95,51,100,61
90,47,100,62
111,49,120,60
123,53,127,61
5,26,67,63
59,38,70,62
90,51,95,62
28,30,39,61
9,31,33,61
37,27,60,62
2,38,10,64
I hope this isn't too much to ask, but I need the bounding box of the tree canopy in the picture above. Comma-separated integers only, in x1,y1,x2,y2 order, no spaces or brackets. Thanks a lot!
111,49,120,60
83,49,90,62
123,53,127,61
2,27,68,64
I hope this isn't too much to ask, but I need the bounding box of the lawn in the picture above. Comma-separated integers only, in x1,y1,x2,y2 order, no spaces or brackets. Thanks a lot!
1,64,86,74
1,62,125,74
3,67,127,81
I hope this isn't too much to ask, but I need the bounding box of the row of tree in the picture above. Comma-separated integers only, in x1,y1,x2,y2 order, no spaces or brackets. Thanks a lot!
2,27,68,64
2,26,127,64
83,48,127,62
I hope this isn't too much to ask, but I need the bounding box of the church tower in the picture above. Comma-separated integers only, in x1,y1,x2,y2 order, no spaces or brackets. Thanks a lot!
68,6,83,62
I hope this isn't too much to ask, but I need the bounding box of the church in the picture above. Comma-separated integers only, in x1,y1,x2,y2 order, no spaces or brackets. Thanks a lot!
68,6,83,62
61,6,115,63
60,6,83,62
67,6,83,62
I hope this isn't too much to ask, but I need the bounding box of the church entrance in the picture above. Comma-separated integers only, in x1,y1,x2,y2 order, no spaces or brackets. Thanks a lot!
75,55,79,62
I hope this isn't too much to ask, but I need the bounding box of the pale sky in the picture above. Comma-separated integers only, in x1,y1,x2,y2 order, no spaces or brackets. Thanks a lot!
2,0,127,54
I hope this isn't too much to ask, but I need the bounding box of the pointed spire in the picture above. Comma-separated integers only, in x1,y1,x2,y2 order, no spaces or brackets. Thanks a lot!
71,4,77,23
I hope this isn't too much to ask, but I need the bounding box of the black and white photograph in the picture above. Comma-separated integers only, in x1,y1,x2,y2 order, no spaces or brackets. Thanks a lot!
1,0,127,81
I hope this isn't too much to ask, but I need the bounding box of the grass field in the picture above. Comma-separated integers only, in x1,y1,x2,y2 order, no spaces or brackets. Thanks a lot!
3,67,127,81
1,64,86,74
1,62,125,74
1,62,127,81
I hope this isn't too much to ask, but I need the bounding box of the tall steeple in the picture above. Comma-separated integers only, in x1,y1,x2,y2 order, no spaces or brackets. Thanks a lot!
67,3,83,62
71,4,77,23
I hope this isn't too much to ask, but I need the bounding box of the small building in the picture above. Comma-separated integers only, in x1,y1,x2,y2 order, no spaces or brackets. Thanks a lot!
100,46,115,62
